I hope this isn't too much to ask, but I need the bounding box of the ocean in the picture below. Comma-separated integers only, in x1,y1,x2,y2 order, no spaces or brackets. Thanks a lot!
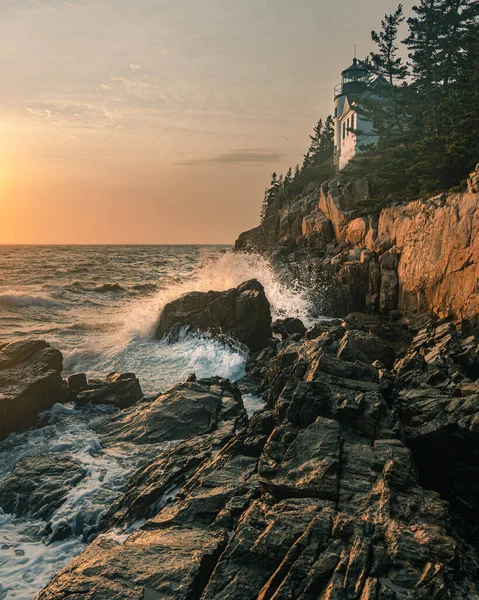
0,245,314,599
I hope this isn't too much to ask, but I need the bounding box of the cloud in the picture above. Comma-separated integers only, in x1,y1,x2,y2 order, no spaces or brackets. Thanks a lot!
3,0,82,11
129,63,142,71
25,101,122,128
98,74,158,101
178,148,284,166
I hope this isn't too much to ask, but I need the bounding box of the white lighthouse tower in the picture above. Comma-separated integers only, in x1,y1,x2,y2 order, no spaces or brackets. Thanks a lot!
333,58,384,170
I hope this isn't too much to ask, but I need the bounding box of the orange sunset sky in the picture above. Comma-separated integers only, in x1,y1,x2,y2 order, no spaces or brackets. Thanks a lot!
1,0,414,244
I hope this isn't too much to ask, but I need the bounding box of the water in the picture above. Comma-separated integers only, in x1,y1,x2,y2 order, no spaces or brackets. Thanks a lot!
0,245,315,599
0,246,314,395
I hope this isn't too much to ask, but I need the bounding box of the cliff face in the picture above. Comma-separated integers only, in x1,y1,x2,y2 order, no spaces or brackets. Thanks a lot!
236,164,479,323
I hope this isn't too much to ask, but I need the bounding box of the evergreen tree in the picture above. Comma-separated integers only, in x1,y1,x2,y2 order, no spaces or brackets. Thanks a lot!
260,188,269,223
306,117,334,166
308,119,323,163
370,5,409,85
301,151,313,171
405,0,479,192
260,173,280,222
360,5,410,137
320,116,334,156
294,164,300,179
284,167,293,185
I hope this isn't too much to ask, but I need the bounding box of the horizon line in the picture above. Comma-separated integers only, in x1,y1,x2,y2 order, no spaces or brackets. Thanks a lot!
0,243,234,247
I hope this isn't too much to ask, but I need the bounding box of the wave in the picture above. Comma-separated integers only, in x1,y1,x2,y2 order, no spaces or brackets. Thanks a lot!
56,251,314,396
120,251,315,339
61,281,127,295
60,321,119,334
130,283,158,293
0,402,140,600
0,292,60,308
55,267,90,275
61,329,248,397
93,283,126,293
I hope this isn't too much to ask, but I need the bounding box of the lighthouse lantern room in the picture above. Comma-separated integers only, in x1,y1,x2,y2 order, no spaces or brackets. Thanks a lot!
333,58,385,170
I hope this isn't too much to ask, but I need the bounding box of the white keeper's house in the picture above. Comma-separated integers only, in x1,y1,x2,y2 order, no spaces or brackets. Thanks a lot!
334,58,388,170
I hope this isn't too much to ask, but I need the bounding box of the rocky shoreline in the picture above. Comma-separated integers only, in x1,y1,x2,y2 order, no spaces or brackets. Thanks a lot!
5,308,477,599
1,168,479,598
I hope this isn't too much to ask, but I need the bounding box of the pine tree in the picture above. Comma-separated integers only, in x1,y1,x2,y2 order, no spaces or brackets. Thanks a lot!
406,0,479,94
370,5,409,85
260,173,280,222
404,0,442,88
405,0,479,192
284,167,293,185
308,119,323,163
305,117,334,166
360,5,410,137
301,151,313,171
319,116,334,156
260,188,269,223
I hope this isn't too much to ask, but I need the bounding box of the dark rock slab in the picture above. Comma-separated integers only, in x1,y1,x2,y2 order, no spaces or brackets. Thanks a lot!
99,377,246,445
73,372,143,409
156,279,272,351
37,526,228,600
0,340,65,438
337,328,396,368
259,417,341,501
0,452,85,521
202,498,325,600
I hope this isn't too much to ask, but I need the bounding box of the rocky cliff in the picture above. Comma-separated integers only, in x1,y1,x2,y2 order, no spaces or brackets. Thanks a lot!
6,165,479,599
236,164,479,323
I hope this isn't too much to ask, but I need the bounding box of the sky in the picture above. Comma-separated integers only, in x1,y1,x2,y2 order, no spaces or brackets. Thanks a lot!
0,0,414,244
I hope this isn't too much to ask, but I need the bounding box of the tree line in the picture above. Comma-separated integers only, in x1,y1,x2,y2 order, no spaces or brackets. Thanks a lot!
261,0,479,221
348,0,479,208
260,116,334,222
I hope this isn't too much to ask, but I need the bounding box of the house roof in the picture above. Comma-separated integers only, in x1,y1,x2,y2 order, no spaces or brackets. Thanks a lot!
369,74,390,89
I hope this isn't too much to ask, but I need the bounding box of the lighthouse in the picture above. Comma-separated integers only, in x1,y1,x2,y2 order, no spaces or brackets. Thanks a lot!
333,58,386,170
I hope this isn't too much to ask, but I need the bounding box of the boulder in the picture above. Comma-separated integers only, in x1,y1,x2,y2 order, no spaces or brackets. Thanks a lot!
99,377,246,445
337,261,371,313
337,329,396,368
66,373,88,393
234,225,264,252
73,372,143,409
156,279,272,351
272,317,306,340
0,453,85,522
0,340,65,438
